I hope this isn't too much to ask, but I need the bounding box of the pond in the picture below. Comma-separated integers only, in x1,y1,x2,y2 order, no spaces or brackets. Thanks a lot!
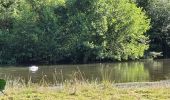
0,59,170,83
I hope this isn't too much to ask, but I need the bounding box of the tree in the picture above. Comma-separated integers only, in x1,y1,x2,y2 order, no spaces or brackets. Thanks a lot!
0,0,67,64
135,0,170,58
0,0,150,64
60,0,150,62
148,0,170,58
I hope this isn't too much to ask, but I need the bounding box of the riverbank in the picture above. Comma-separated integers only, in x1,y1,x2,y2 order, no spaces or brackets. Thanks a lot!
115,80,170,88
1,81,170,100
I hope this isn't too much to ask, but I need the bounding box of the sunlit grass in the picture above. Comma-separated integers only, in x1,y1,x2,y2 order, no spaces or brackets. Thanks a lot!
0,72,170,100
0,80,170,99
1,81,170,100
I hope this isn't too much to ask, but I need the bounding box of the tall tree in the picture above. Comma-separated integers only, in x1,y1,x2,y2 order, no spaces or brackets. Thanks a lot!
63,0,150,62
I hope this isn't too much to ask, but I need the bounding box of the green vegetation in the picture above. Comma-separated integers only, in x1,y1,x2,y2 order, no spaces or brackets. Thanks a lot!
0,78,170,100
135,0,170,58
1,0,170,98
0,0,150,64
0,79,6,95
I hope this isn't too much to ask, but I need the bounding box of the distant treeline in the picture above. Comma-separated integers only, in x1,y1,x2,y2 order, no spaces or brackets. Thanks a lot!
0,0,168,64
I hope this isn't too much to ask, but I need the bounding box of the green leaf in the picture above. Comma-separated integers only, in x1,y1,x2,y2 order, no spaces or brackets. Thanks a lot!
0,79,6,91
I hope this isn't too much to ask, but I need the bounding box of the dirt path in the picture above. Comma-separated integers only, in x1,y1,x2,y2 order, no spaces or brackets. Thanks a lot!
114,80,170,88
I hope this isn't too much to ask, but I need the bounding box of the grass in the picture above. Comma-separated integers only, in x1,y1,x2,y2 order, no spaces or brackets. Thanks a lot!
0,69,170,100
0,77,170,100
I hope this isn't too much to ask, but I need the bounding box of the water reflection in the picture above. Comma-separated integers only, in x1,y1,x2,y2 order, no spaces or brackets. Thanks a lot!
99,62,149,82
0,59,170,83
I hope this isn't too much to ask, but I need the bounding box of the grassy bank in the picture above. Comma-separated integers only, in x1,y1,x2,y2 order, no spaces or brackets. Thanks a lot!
0,79,170,100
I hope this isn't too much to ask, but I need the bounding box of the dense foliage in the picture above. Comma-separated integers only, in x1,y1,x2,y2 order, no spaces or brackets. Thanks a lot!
0,0,150,64
135,0,170,58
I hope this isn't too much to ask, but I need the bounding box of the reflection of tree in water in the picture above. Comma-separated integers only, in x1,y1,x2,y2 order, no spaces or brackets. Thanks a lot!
1,60,170,84
162,60,170,80
144,60,164,81
144,59,170,81
98,62,150,83
0,67,29,81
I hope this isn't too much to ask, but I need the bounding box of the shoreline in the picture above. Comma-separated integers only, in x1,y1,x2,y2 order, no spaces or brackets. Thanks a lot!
1,80,170,99
115,80,170,88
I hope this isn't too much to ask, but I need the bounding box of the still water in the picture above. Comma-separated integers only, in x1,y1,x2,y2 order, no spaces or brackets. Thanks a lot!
0,59,170,83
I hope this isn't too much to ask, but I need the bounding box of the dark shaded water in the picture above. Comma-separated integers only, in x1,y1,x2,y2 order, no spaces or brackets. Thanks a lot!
0,59,170,83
